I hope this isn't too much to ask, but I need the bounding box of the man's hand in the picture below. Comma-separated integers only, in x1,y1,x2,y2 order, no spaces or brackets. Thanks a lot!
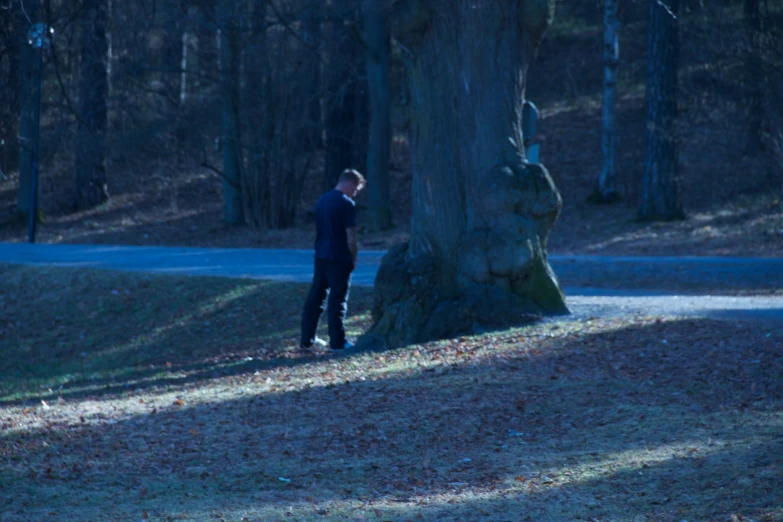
347,227,358,270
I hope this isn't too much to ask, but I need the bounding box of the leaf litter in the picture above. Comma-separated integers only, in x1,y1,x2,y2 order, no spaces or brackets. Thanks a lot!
0,265,781,521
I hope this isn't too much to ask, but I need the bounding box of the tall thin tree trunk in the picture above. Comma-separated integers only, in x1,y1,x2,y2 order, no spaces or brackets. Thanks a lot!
218,0,244,226
16,0,40,217
324,81,357,190
639,0,683,221
180,27,189,103
324,20,357,190
353,2,370,177
363,0,392,231
303,2,323,150
354,73,370,181
598,0,619,203
1,7,21,184
162,0,184,97
106,0,113,105
744,0,764,154
194,0,218,94
73,0,109,209
243,0,269,229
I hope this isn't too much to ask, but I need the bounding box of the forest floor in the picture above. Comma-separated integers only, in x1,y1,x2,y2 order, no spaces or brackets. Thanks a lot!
1,266,782,521
1,5,783,257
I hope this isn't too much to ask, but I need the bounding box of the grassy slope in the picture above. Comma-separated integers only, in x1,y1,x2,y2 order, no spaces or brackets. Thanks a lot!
0,265,374,403
1,266,782,521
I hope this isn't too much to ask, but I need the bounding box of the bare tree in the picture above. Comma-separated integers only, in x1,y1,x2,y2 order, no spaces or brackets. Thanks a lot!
15,0,40,216
161,0,185,99
744,0,764,154
302,0,323,150
73,0,110,209
1,5,21,185
323,1,370,191
243,0,270,229
363,0,567,349
217,0,244,225
363,0,392,231
639,0,683,221
597,0,620,203
241,0,317,229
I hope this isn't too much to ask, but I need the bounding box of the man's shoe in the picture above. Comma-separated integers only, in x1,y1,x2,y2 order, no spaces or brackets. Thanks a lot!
300,337,328,351
331,341,355,351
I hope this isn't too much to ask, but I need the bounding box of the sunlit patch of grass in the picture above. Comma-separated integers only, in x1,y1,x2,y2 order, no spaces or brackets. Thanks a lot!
1,267,781,521
0,265,373,403
90,283,268,357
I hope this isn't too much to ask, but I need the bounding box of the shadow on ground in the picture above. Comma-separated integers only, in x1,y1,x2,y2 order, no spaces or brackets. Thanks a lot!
1,308,781,520
0,264,374,405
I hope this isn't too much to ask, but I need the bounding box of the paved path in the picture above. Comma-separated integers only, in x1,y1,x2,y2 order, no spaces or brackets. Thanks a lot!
2,243,782,323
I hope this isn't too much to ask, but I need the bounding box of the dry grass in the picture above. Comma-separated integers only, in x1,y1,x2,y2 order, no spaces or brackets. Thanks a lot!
1,265,782,521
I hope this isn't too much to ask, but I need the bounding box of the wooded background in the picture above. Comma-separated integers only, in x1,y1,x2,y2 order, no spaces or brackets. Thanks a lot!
1,0,781,238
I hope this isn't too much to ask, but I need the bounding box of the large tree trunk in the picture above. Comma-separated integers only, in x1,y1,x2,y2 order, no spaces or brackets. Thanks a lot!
639,0,683,221
364,0,393,231
598,0,620,203
363,0,566,350
73,0,110,210
218,0,245,226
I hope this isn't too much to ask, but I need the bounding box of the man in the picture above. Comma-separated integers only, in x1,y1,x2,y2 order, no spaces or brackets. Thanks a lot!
300,169,366,351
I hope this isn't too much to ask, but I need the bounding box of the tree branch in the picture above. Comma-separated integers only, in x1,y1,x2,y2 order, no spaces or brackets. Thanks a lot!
201,151,242,192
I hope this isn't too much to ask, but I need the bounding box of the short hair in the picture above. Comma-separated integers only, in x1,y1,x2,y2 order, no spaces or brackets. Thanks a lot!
339,168,366,189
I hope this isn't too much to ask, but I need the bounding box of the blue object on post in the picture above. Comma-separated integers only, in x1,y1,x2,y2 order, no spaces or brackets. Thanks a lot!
522,100,539,163
526,144,540,164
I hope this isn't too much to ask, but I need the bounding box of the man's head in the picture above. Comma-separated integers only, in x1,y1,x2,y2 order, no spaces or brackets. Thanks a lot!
336,169,366,198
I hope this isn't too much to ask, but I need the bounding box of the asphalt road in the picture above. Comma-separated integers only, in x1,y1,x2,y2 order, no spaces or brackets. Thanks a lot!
2,243,782,324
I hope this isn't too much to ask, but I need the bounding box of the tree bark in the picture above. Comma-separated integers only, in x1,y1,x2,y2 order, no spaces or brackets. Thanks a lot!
15,0,40,217
353,3,370,177
162,0,184,97
180,7,194,104
353,72,370,182
1,7,21,184
598,0,620,203
364,0,393,231
73,0,110,210
362,0,566,350
302,1,323,150
323,19,358,190
744,0,764,154
195,0,218,94
243,0,270,229
218,0,245,226
639,0,683,221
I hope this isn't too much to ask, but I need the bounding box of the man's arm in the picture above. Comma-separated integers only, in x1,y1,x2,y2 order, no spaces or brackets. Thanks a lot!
347,226,358,268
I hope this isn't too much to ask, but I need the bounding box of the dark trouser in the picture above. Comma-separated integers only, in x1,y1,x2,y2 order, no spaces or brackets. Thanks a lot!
301,258,353,349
